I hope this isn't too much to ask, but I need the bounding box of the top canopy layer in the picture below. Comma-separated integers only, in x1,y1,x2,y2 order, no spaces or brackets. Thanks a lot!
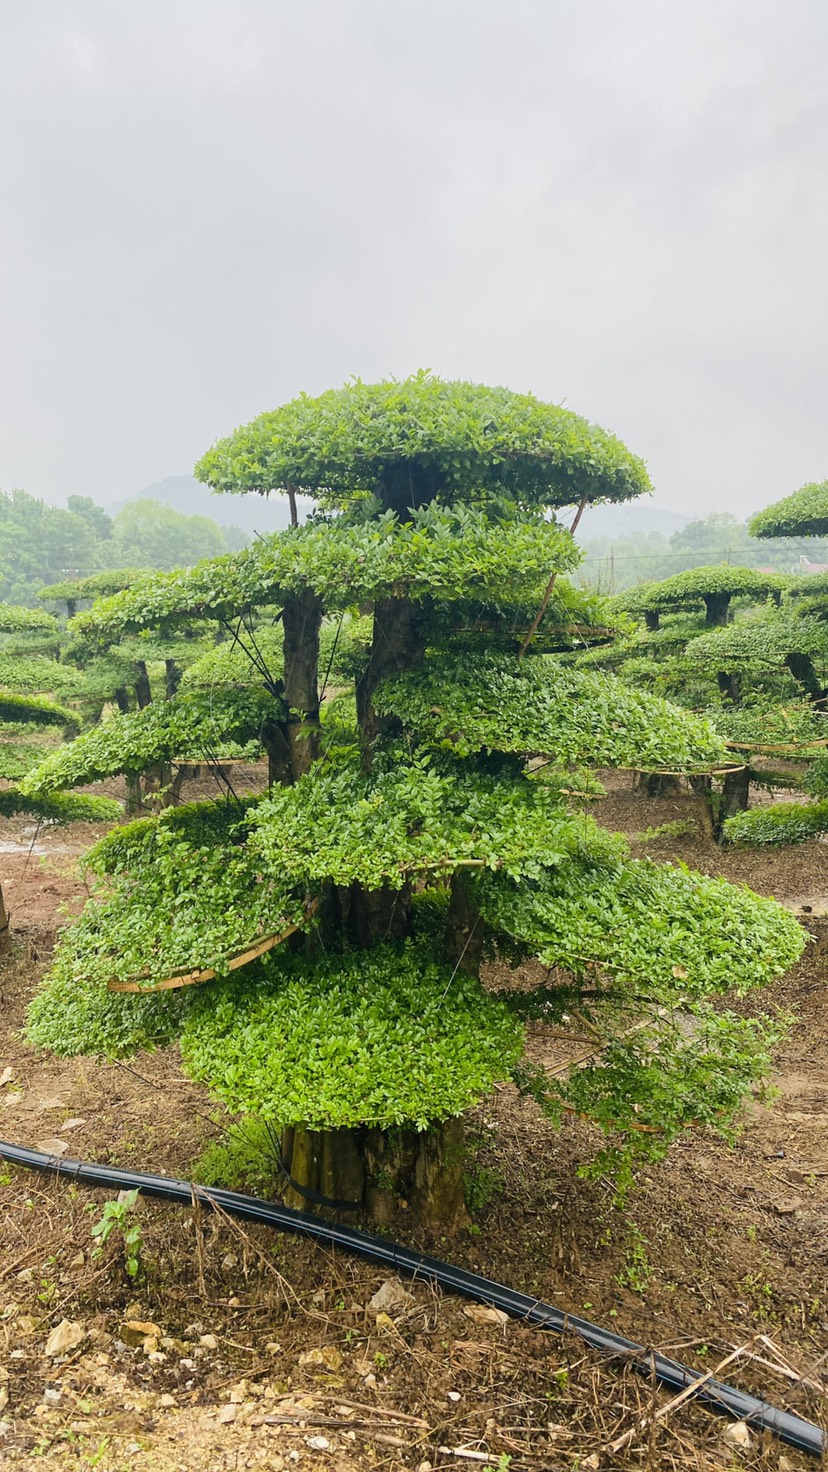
750,481,828,539
195,373,651,514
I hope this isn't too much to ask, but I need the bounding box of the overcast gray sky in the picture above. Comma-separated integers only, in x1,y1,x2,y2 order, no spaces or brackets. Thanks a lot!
1,0,826,519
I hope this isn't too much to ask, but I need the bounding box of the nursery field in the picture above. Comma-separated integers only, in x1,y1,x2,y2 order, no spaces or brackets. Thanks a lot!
0,765,825,1472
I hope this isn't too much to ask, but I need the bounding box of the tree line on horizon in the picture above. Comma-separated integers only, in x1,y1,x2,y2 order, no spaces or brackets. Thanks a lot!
0,487,248,606
578,510,828,591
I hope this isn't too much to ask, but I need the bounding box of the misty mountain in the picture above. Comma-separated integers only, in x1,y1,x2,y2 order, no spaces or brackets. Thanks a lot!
573,503,688,542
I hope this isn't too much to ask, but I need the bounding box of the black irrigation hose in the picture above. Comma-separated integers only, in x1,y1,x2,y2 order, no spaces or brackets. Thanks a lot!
0,1141,823,1457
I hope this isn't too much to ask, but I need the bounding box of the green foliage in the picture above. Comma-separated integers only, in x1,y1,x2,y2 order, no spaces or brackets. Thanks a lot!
0,692,77,728
722,800,828,846
684,611,828,670
90,1190,143,1278
111,499,246,570
195,1118,283,1193
249,751,611,891
38,800,304,988
195,373,652,511
750,481,828,539
179,941,525,1131
0,654,81,697
515,1006,787,1174
0,602,58,634
72,505,579,643
616,565,786,615
706,697,828,750
804,754,828,798
0,490,103,606
20,687,275,794
478,855,805,1000
180,626,283,691
38,569,152,607
0,789,121,823
376,652,726,769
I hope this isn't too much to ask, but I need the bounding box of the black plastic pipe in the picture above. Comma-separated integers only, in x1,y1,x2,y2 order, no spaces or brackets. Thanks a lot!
0,1141,823,1457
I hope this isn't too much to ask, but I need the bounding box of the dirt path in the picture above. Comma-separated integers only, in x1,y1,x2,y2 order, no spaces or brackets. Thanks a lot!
0,775,825,1469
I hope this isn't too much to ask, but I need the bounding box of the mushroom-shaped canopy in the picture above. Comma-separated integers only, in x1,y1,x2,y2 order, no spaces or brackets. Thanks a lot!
750,481,828,538
0,603,57,635
685,611,828,669
616,565,785,618
194,373,651,514
38,570,151,607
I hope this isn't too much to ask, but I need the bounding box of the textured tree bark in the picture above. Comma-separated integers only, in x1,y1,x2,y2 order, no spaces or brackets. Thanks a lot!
644,610,660,632
784,652,825,705
113,686,130,714
282,590,322,780
356,596,424,753
445,871,483,978
717,670,742,705
720,765,750,819
703,592,731,627
281,1119,468,1229
261,718,293,788
125,772,142,816
164,658,181,700
0,885,9,957
133,660,153,709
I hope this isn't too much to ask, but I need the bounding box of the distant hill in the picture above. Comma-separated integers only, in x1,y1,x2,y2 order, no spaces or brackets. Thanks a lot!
574,503,688,542
104,475,312,536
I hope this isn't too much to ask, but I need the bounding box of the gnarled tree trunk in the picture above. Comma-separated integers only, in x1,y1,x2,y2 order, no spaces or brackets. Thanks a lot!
703,592,731,627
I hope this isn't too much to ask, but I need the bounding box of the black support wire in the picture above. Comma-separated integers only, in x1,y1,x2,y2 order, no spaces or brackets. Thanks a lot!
0,1142,822,1457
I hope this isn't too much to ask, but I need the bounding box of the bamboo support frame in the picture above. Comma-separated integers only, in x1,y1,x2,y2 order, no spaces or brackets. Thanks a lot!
107,901,318,994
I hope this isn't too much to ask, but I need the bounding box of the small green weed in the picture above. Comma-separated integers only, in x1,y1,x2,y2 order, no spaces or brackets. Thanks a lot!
90,1189,143,1278
616,1224,651,1295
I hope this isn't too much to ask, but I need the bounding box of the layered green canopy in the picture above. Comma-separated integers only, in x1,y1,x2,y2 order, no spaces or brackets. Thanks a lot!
195,373,652,513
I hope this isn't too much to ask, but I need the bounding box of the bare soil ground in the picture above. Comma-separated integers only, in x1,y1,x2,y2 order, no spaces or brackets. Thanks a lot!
0,765,826,1470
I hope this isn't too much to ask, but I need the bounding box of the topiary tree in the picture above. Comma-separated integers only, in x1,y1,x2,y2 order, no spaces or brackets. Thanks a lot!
24,376,805,1222
750,480,828,540
615,565,786,629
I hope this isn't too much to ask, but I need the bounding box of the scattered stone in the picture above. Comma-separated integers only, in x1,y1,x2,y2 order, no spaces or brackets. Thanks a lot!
36,1137,69,1158
417,1462,433,1472
221,1253,238,1273
61,1118,87,1131
0,1387,7,1413
463,1305,509,1328
362,1372,377,1389
199,1333,219,1350
306,1435,330,1450
227,1296,240,1308
159,1393,176,1407
43,1387,61,1406
69,1252,85,1269
722,1420,753,1451
779,1457,795,1472
15,1315,39,1336
447,1390,461,1402
35,1097,65,1111
774,1196,805,1214
367,1278,415,1316
120,1320,162,1348
44,1320,85,1358
374,1311,396,1333
265,1342,282,1355
0,1068,13,1087
229,1380,249,1403
217,1402,237,1424
1,1093,23,1107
